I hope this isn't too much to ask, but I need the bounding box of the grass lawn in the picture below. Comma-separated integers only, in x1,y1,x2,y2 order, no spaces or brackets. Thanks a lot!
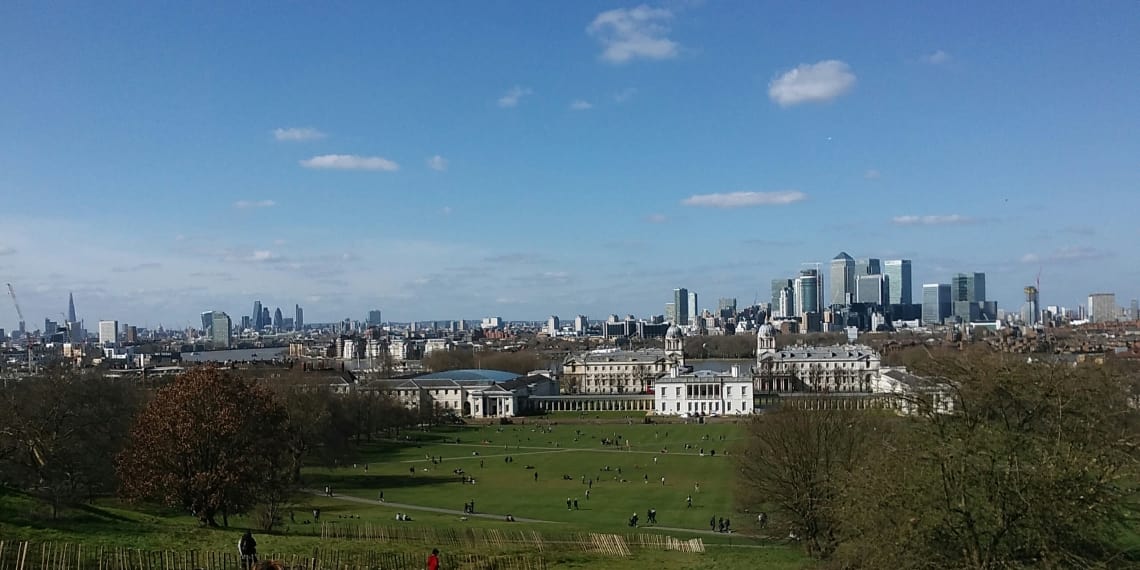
0,419,812,569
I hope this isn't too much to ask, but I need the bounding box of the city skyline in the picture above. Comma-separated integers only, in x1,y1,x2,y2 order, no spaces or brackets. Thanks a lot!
1,3,1137,327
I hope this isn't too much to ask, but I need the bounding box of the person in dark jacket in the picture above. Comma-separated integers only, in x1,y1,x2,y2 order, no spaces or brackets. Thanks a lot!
238,530,258,570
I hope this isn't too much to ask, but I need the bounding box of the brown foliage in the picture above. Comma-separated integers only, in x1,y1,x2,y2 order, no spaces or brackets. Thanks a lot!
116,366,292,527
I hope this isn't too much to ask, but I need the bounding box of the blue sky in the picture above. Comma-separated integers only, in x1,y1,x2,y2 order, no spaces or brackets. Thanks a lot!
1,1,1138,328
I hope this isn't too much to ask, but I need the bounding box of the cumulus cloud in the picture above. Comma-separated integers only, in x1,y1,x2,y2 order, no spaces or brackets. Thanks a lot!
587,5,679,64
921,50,951,64
299,154,399,171
646,213,668,223
682,191,807,208
233,199,277,209
768,60,857,107
273,127,326,141
1021,246,1111,264
569,100,594,111
864,169,881,180
498,86,533,108
427,155,448,171
891,214,974,226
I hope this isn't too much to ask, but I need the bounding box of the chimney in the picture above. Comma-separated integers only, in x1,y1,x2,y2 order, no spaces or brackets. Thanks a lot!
730,365,739,377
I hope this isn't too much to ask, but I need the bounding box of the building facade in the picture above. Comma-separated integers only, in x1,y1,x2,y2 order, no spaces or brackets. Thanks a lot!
98,320,119,347
883,259,912,305
754,323,880,392
1088,293,1117,323
210,312,232,348
830,252,855,307
562,325,686,394
923,283,951,325
654,366,753,416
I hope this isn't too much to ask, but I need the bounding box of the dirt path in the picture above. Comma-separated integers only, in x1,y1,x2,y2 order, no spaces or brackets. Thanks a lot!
302,489,554,524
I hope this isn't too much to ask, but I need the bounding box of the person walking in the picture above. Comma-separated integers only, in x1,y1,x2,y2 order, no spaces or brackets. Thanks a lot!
534,471,539,482
573,499,579,510
686,495,692,508
585,489,591,500
237,530,257,570
427,548,440,570
709,516,716,531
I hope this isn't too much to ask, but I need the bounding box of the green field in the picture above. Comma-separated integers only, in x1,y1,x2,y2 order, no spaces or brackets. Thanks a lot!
0,418,809,569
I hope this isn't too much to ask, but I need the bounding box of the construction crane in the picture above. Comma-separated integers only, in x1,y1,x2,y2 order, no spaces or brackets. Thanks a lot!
6,283,34,371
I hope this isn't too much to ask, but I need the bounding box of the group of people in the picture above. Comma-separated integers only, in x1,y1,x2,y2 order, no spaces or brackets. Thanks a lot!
463,500,476,514
711,516,732,533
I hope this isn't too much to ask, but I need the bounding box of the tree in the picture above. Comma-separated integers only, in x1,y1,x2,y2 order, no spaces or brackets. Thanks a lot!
0,368,140,517
735,407,881,559
835,354,1140,569
116,366,292,527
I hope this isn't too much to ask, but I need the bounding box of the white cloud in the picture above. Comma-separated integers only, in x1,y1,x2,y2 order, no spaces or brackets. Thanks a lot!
427,155,448,171
891,214,973,226
682,191,807,208
1020,246,1111,264
768,60,857,107
614,87,638,103
921,50,951,65
646,213,668,223
0,245,15,256
233,199,277,209
587,5,679,64
300,154,400,171
249,250,280,262
497,86,533,108
273,127,327,142
569,100,594,111
864,169,881,180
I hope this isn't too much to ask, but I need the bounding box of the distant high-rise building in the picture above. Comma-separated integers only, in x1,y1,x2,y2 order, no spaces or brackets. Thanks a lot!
883,260,912,305
252,301,263,329
546,316,560,335
574,315,588,334
201,311,214,335
1022,286,1040,326
273,307,284,330
1131,299,1139,322
855,258,881,277
368,310,383,326
125,325,138,344
717,298,737,318
210,312,233,348
794,269,822,316
951,272,994,322
98,320,118,348
922,283,952,325
771,279,794,316
241,316,251,330
856,274,889,306
688,291,699,322
295,305,304,331
1088,293,1117,323
673,288,689,325
262,307,270,328
665,302,677,324
830,252,855,307
67,292,77,323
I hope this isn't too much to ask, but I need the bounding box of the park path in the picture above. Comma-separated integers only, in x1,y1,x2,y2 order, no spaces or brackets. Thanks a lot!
301,489,555,524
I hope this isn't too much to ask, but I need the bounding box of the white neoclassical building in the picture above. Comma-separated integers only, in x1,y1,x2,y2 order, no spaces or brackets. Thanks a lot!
653,365,753,416
561,325,686,394
753,322,881,393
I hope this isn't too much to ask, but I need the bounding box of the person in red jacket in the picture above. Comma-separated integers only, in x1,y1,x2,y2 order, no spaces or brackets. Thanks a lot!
427,548,440,570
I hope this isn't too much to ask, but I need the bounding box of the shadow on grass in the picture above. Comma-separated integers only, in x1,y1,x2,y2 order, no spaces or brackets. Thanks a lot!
309,473,462,492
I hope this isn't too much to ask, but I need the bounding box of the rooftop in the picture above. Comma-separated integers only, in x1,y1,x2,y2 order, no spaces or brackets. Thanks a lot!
416,369,520,382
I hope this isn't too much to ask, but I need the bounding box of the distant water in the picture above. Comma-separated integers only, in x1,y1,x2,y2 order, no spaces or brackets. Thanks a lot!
690,359,752,372
180,347,288,363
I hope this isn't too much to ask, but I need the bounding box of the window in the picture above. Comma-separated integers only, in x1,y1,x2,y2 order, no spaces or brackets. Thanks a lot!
675,387,681,397
726,386,732,396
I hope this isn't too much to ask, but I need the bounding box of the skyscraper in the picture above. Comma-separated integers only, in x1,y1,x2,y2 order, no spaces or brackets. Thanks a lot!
295,304,304,331
252,301,263,329
717,298,737,318
688,291,699,322
951,272,992,322
262,307,270,328
883,260,912,305
272,307,283,330
856,274,889,306
673,288,689,325
211,312,233,348
771,279,794,316
855,258,881,278
794,269,822,316
665,302,677,324
368,310,383,326
830,252,855,307
574,315,588,334
201,311,214,335
922,283,951,325
67,292,77,323
1088,293,1116,323
546,316,560,335
1021,286,1040,326
98,320,118,347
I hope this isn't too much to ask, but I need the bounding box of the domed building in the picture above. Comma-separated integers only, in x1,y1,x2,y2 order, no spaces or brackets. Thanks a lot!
753,318,880,393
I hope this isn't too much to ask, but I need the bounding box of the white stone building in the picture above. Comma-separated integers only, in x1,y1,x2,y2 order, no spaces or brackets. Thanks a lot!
753,323,880,393
561,324,686,394
367,369,559,418
653,366,753,416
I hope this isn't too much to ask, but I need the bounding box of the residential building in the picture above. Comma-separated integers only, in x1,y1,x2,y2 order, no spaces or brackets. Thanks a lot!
546,315,560,336
923,283,952,325
98,320,119,347
1088,293,1117,323
210,312,232,348
673,288,689,325
830,252,855,307
883,259,912,305
654,366,753,416
481,316,503,329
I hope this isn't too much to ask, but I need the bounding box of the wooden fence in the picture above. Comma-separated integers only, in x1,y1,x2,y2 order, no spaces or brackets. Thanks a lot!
0,541,547,570
319,524,704,556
